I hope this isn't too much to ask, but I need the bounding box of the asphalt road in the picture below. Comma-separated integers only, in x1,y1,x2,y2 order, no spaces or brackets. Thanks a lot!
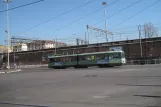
0,65,161,107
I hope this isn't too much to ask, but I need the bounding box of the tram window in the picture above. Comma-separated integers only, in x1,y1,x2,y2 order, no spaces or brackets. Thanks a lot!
85,56,90,60
62,57,68,62
104,54,109,59
122,53,125,58
96,55,101,60
71,57,73,61
49,58,56,62
85,56,91,60
71,56,76,61
62,58,64,62
55,58,61,62
109,53,114,60
84,55,95,60
61,58,64,62
113,53,121,58
79,56,85,60
68,57,71,62
49,58,54,62
95,55,101,60
67,56,76,62
96,54,108,60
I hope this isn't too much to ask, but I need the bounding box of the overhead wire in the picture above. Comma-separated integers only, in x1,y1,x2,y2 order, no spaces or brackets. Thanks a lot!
21,0,97,34
108,23,161,31
55,0,120,31
97,0,161,42
0,0,44,12
87,0,143,43
92,0,143,26
114,0,161,28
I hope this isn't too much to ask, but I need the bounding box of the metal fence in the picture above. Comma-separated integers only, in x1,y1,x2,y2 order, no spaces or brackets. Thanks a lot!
127,59,161,65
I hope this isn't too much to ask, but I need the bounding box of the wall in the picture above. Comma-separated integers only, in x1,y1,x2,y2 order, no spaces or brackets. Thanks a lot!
1,38,161,65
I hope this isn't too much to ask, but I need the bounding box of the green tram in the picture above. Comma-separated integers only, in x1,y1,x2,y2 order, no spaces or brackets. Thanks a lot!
48,51,126,69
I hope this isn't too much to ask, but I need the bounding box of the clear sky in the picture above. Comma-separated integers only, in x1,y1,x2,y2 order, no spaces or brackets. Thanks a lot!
0,0,161,45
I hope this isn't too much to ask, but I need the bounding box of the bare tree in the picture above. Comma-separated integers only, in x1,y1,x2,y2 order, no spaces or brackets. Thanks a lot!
143,23,158,38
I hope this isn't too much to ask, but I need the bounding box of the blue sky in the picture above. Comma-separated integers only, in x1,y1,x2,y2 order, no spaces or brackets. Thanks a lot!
0,0,161,45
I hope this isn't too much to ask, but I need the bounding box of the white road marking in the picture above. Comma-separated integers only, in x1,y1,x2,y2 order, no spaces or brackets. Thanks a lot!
93,95,109,99
113,69,136,72
92,87,130,99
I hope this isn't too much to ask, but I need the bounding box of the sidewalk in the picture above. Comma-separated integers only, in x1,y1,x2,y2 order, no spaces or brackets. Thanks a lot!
0,69,21,74
0,69,7,74
17,64,47,68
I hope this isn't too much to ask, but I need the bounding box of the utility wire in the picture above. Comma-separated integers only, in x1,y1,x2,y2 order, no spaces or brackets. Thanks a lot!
56,0,120,31
0,0,44,12
21,0,97,34
114,0,161,28
92,0,143,26
108,23,161,31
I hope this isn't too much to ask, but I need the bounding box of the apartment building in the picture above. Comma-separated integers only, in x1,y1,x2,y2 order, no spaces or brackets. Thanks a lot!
13,40,67,52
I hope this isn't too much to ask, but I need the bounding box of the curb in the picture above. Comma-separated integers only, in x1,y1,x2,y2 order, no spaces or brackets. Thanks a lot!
8,69,22,73
16,65,47,68
0,69,21,74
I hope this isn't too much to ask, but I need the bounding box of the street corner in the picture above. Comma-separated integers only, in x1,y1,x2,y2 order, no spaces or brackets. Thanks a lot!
0,69,22,74
8,69,22,73
0,71,6,74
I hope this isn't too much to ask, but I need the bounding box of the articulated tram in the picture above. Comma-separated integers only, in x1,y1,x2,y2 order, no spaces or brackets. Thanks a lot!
48,51,126,69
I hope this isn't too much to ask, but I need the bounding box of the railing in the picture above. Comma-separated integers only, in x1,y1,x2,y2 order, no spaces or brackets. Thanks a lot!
16,64,48,68
127,59,161,65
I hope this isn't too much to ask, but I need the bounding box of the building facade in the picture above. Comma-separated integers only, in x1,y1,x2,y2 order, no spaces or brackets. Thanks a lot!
0,45,12,53
13,43,28,52
13,40,67,52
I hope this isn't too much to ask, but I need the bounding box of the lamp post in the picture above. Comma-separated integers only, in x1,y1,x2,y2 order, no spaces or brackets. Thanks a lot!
3,0,12,70
54,36,57,55
138,25,143,57
102,2,108,42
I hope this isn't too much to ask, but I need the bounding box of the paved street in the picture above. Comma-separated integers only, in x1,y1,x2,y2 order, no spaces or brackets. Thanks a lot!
0,65,161,107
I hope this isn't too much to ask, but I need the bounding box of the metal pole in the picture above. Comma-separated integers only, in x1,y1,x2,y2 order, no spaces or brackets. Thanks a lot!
14,51,15,65
13,38,15,67
4,40,7,56
86,25,89,44
102,2,108,42
96,36,98,44
4,0,12,70
85,32,86,45
138,25,143,57
54,36,57,55
11,37,15,66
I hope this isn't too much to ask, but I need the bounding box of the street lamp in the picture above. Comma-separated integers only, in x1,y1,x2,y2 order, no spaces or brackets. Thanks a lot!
138,25,143,57
54,36,57,55
102,2,108,42
3,0,12,70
